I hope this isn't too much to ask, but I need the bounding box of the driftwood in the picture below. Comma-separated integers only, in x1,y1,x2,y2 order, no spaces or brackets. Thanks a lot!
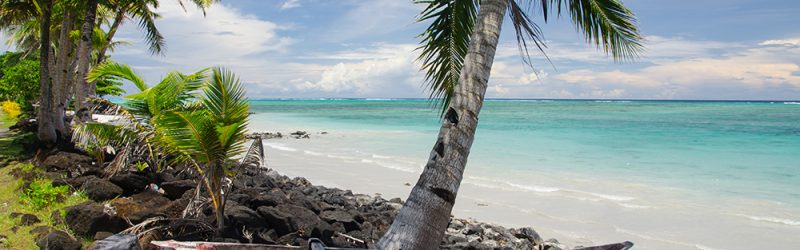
574,241,634,250
150,238,345,250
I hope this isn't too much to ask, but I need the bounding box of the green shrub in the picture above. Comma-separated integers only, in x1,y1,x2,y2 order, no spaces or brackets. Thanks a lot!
20,180,69,210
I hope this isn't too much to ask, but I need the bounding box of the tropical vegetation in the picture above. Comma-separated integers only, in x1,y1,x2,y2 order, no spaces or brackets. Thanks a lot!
377,0,643,248
74,62,249,235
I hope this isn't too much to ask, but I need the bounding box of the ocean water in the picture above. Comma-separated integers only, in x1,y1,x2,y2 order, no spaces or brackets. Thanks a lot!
248,99,800,249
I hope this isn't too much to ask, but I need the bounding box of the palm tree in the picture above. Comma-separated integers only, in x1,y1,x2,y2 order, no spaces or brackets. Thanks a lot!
377,0,642,248
75,61,208,173
158,68,249,234
74,0,98,112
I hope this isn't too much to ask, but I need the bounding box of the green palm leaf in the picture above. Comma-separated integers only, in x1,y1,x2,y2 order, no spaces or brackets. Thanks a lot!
415,0,478,114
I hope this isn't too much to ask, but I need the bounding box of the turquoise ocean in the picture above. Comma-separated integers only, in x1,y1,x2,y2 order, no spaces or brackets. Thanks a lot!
248,99,800,249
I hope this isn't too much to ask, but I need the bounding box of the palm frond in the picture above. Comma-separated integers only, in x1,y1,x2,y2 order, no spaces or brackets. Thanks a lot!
203,68,248,125
415,0,478,114
175,0,218,16
88,61,148,90
157,110,220,164
126,0,165,55
546,0,643,61
507,0,551,68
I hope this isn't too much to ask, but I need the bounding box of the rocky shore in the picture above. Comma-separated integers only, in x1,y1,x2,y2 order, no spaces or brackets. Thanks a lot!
16,149,581,249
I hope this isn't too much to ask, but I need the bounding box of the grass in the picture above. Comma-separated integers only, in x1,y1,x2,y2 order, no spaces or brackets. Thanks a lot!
0,164,90,249
0,110,16,129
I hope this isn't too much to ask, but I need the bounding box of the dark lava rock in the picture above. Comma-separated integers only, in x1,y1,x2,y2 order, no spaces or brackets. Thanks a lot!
42,152,94,177
319,210,359,232
248,192,285,207
110,173,152,195
274,204,334,244
513,227,543,245
160,179,195,199
81,177,123,201
64,201,127,237
19,213,40,226
226,205,262,227
256,206,293,235
36,230,82,250
29,226,54,239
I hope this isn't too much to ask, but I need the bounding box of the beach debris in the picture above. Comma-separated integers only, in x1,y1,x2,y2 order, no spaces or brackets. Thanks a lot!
574,241,634,250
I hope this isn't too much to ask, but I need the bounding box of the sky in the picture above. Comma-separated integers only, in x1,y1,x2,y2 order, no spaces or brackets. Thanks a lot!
11,0,800,100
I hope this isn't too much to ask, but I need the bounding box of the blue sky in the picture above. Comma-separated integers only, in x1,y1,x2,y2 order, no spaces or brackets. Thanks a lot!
15,0,800,100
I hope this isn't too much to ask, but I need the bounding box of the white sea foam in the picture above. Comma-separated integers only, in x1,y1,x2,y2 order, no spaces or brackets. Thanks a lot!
581,191,636,201
264,143,298,152
739,214,800,226
371,154,391,159
619,203,651,209
326,154,356,160
784,101,800,105
506,182,561,193
303,150,324,156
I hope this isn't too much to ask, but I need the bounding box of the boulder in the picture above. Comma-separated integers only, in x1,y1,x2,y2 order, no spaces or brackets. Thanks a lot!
64,201,127,237
256,206,293,235
226,205,262,227
160,179,195,200
110,173,152,195
18,213,40,226
319,210,359,232
35,230,82,250
81,177,123,201
513,227,543,245
29,226,54,239
41,152,94,177
248,192,285,207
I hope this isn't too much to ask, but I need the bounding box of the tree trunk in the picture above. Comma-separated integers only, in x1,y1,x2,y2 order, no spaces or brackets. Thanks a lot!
75,0,98,114
91,10,124,97
37,0,57,145
53,11,74,138
95,11,124,66
376,0,507,249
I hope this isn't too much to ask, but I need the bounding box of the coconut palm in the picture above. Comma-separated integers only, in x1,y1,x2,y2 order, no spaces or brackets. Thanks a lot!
75,61,208,173
377,0,643,248
157,68,249,233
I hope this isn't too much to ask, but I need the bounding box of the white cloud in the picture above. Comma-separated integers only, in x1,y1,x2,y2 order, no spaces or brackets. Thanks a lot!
114,1,293,67
280,0,301,10
485,37,800,99
292,44,423,96
759,39,800,46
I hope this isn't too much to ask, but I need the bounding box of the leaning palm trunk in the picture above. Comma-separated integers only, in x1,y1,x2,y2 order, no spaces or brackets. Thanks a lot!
37,0,57,145
75,0,99,113
376,0,507,248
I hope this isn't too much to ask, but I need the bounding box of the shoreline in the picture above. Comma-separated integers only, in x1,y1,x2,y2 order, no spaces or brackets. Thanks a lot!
247,123,800,250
